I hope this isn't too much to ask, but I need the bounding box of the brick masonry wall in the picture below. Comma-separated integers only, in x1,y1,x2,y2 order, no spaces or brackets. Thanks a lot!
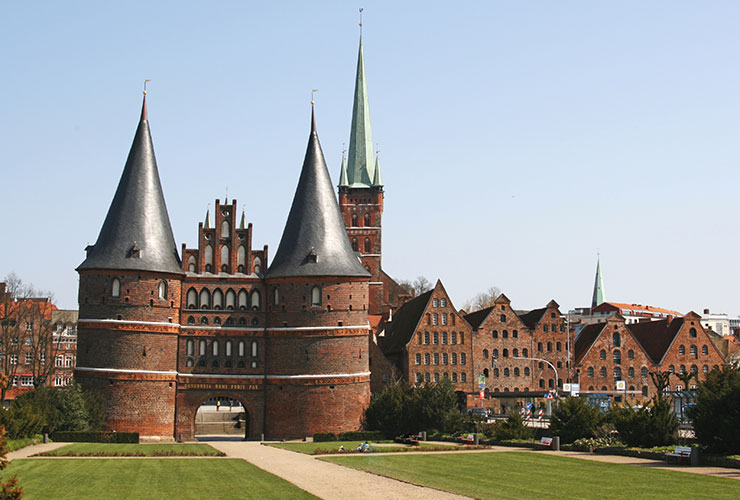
175,385,265,440
661,313,725,390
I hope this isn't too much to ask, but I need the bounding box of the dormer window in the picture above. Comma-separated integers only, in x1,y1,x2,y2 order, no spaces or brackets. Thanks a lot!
128,242,140,259
307,248,318,264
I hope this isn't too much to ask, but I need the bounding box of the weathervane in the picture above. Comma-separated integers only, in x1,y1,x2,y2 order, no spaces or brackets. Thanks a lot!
143,79,151,95
359,8,363,36
311,89,318,105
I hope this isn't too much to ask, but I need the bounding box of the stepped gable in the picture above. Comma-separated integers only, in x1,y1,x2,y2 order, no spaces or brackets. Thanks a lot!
266,108,370,279
78,96,182,275
380,290,433,355
464,306,495,330
573,322,606,364
628,317,683,364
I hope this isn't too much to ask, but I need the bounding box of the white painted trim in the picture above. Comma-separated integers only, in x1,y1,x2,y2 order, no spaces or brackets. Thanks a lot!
78,318,180,327
181,326,263,332
179,373,263,379
75,366,177,375
368,282,384,285
266,371,371,380
266,324,369,332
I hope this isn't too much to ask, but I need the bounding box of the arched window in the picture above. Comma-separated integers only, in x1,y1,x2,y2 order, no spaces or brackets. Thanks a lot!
513,348,518,357
237,246,246,271
451,331,457,344
111,278,121,298
690,345,697,358
500,314,506,322
502,330,508,338
220,246,229,271
613,350,621,365
483,349,489,359
273,288,280,306
250,290,261,310
690,364,698,374
689,327,697,338
225,289,236,310
364,238,371,253
158,280,167,300
352,238,358,251
514,367,520,376
253,256,262,274
213,289,223,310
186,339,194,356
537,342,543,353
186,358,194,367
492,349,499,359
613,367,622,380
703,364,709,374
600,366,607,377
504,368,510,377
199,289,211,309
433,353,439,365
238,289,248,310
351,214,358,227
364,213,370,226
460,353,466,365
679,344,685,355
442,353,448,365
212,340,219,356
680,365,686,374
587,367,594,378
199,340,206,356
311,286,321,306
522,348,528,358
524,367,530,376
188,255,196,272
599,349,606,360
452,372,458,383
221,220,230,238
186,288,197,309
669,364,675,373
503,348,509,358
642,386,649,397
187,316,195,325
701,345,708,355
628,349,634,360
225,340,232,357
628,367,634,378
424,353,430,365
486,368,492,377
451,353,457,365
251,341,258,357
205,245,213,266
613,332,621,347
492,330,498,338
547,342,552,352
512,329,518,338
238,341,245,357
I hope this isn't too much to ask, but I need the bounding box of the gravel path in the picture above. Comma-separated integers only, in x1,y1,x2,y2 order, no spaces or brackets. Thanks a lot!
7,442,68,460
207,440,471,500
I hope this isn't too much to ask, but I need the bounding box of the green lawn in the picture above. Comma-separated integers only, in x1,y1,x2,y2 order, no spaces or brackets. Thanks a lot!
35,443,223,457
270,440,462,455
324,451,740,500
1,459,318,500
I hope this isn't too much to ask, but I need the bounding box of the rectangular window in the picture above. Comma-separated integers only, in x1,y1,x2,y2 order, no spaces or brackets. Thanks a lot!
25,352,32,365
442,353,448,365
25,336,33,346
461,372,467,383
20,376,33,387
54,376,64,387
25,322,33,331
424,332,429,345
10,355,17,365
65,356,73,368
415,353,421,365
55,355,64,367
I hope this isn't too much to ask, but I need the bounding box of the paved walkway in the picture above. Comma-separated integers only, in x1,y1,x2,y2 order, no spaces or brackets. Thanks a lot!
206,440,469,500
7,442,68,460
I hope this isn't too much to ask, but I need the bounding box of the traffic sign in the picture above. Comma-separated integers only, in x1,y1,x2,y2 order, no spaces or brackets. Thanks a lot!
544,392,554,400
478,374,485,385
479,390,485,400
478,383,486,390
563,383,571,392
616,380,626,391
526,402,533,410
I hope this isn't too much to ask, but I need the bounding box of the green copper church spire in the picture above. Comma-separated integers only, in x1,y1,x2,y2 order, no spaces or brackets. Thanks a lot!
591,255,605,309
345,36,375,188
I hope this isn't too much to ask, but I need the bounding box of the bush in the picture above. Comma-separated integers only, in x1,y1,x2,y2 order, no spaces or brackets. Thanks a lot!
49,431,139,443
493,413,532,441
610,398,677,448
549,397,603,444
312,433,337,442
337,431,386,441
570,436,624,452
364,379,463,436
688,365,740,454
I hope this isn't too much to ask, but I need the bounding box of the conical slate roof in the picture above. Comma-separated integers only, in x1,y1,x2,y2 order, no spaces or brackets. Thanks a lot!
266,108,370,279
78,97,183,275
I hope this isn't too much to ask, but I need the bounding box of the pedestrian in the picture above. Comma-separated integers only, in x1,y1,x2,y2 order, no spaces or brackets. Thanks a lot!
216,400,221,412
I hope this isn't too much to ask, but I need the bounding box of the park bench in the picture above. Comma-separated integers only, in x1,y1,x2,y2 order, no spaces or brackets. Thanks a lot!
664,446,692,465
460,434,476,444
538,437,553,449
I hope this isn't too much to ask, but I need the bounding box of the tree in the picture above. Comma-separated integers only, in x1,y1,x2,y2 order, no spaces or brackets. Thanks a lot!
0,273,59,403
676,371,695,390
610,398,678,448
650,370,671,400
549,396,603,443
493,412,532,441
688,365,740,454
0,374,23,500
461,286,501,313
397,276,433,298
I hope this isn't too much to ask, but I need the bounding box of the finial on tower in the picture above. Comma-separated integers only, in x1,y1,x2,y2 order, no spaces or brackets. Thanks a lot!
359,8,364,36
143,79,151,95
141,80,151,121
311,89,319,132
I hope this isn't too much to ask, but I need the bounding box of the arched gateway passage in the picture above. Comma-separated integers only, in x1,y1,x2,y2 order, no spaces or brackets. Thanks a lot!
194,396,248,439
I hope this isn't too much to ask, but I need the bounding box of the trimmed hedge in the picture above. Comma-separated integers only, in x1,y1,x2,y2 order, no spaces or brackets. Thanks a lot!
50,431,139,443
312,431,386,442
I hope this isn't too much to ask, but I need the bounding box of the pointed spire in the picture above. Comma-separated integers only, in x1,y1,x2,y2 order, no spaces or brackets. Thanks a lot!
372,154,383,187
239,209,246,230
78,95,182,274
266,107,370,279
204,207,211,229
345,36,375,188
591,255,605,309
339,153,349,187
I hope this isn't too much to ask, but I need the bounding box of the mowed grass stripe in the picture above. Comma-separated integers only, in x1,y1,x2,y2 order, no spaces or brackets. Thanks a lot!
36,443,222,456
324,451,740,500
2,459,318,500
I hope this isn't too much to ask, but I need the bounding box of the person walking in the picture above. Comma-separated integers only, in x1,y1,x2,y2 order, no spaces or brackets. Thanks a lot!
216,400,221,412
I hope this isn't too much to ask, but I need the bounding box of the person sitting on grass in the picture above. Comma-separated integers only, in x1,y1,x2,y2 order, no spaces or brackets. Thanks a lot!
338,445,345,452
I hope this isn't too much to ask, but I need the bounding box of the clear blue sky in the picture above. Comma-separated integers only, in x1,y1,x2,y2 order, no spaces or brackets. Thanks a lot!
2,1,739,315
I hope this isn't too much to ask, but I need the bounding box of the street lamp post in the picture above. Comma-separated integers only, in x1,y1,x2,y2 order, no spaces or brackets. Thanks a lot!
512,356,559,410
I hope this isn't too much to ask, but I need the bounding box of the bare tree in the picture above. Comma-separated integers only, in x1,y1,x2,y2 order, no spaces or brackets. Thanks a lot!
461,286,501,313
397,276,434,298
650,370,671,400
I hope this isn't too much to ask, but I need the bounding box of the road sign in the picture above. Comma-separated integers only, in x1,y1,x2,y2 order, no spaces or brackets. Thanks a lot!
571,383,580,397
478,383,486,390
479,390,485,400
478,374,485,385
526,402,533,410
544,392,554,400
563,383,571,392
600,401,609,408
616,380,626,391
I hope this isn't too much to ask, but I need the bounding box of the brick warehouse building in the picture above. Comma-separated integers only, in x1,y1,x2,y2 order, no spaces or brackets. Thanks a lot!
74,37,401,440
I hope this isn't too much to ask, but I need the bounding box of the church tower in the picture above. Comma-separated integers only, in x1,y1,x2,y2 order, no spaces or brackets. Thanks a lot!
591,255,606,310
338,36,386,316
265,106,371,438
75,95,183,437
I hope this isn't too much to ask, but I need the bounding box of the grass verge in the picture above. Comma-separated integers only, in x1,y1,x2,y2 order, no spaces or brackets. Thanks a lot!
33,443,224,457
1,458,318,500
270,440,464,455
324,451,740,500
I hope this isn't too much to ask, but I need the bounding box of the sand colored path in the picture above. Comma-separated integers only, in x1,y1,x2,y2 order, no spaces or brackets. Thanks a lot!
207,440,470,500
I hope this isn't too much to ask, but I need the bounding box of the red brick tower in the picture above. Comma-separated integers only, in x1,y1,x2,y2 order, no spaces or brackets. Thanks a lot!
264,106,371,438
75,95,183,437
338,36,386,316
